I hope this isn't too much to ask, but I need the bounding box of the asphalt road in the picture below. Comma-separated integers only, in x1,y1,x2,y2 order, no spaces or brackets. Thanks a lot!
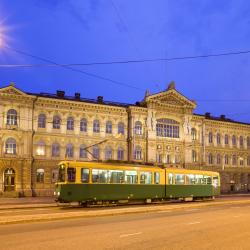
1,202,250,250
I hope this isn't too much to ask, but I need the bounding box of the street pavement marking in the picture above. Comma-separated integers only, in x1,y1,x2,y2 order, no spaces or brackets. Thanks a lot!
187,221,201,225
120,232,142,238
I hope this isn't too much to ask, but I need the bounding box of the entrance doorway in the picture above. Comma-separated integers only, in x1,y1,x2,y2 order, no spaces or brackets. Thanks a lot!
4,168,15,191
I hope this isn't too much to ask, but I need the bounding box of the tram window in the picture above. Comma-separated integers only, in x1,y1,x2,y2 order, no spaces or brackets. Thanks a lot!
154,172,160,184
186,174,195,185
175,174,185,185
168,173,174,184
125,171,138,184
58,165,66,182
204,175,212,184
108,170,124,183
81,168,89,183
212,176,219,187
195,175,204,184
140,172,152,184
92,169,108,183
67,167,76,182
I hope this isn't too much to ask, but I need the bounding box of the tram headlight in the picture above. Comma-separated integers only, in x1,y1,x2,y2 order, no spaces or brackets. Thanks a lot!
57,191,60,196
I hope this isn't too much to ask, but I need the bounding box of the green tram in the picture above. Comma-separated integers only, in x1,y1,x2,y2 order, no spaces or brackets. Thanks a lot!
54,161,220,205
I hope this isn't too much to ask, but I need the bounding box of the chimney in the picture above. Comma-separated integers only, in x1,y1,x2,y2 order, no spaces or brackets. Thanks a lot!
220,114,226,120
97,96,103,103
205,112,211,118
56,90,65,98
75,92,81,100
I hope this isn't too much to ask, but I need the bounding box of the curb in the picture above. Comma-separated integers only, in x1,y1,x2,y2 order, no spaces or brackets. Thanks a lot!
1,199,250,225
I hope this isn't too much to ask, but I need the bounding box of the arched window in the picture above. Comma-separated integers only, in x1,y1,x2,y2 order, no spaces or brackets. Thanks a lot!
239,158,244,166
247,156,250,166
191,128,197,140
67,117,74,130
93,145,99,159
247,137,250,148
208,132,213,143
232,135,236,146
53,115,61,129
135,121,142,135
80,119,87,132
7,109,17,125
79,144,87,158
192,150,197,162
105,146,112,160
52,143,60,157
225,155,229,165
225,134,229,145
5,138,16,154
232,155,237,165
217,154,221,164
36,169,44,183
36,141,45,156
38,114,46,128
106,121,112,134
217,133,221,145
93,120,100,133
4,168,15,191
66,143,74,158
239,136,244,147
156,119,179,138
134,145,142,160
118,122,125,135
208,153,213,164
117,147,124,160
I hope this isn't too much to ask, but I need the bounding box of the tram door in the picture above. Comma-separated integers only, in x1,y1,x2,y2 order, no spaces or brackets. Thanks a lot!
4,168,15,191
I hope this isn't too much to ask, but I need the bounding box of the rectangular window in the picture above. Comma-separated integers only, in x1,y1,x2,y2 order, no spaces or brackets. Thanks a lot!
140,172,152,184
67,167,76,182
58,165,65,182
81,168,89,183
175,174,185,185
204,175,212,184
92,169,108,183
186,174,195,185
125,170,138,184
109,170,124,183
195,174,204,184
154,172,160,184
168,173,174,184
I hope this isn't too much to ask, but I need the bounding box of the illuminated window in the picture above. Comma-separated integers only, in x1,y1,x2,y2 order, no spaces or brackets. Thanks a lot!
134,145,142,160
92,169,108,183
156,119,179,138
168,173,174,184
106,121,112,134
67,117,74,130
154,172,160,184
36,169,44,183
125,170,138,184
140,172,152,184
36,141,45,156
67,167,76,182
80,118,87,132
5,138,17,154
38,114,46,128
175,174,185,185
7,109,17,125
81,168,89,183
135,121,142,135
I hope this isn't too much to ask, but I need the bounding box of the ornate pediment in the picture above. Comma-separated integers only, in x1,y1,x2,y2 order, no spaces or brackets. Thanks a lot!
144,82,196,110
0,84,27,96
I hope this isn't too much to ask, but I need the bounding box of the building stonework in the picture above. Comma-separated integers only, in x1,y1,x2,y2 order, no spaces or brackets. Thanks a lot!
0,83,250,197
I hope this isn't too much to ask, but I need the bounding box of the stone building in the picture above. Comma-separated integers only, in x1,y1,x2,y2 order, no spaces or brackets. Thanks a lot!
0,82,250,196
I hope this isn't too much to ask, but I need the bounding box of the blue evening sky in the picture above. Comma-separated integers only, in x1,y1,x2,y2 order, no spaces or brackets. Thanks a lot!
0,0,250,122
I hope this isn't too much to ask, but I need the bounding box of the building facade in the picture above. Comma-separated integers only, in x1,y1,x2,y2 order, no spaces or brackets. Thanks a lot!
0,82,250,197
